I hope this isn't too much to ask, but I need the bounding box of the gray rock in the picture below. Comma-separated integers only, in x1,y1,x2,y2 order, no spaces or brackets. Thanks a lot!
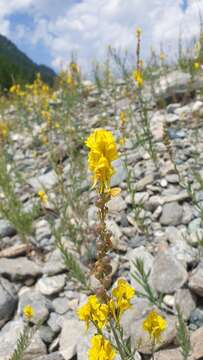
38,354,65,360
149,252,188,293
36,274,66,296
175,289,196,320
0,320,46,360
191,326,203,360
0,257,42,281
189,261,203,297
160,202,183,226
111,159,127,186
165,227,198,266
43,249,67,276
154,348,185,360
52,297,69,315
0,219,16,238
39,325,55,344
47,312,63,334
35,219,52,244
59,318,85,360
0,277,17,329
129,246,154,292
135,174,154,191
28,170,57,191
190,307,203,329
107,195,126,213
18,290,52,324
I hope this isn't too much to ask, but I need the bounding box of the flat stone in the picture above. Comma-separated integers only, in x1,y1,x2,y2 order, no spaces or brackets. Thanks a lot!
191,326,203,360
0,277,17,329
107,195,126,213
149,251,188,294
175,289,196,320
160,202,183,226
18,290,52,324
27,170,57,191
128,246,154,292
111,159,127,186
0,320,46,360
189,262,203,297
43,249,67,276
59,318,85,360
135,174,154,191
154,348,189,360
0,219,16,238
36,274,66,296
0,257,42,281
38,354,65,360
39,325,55,344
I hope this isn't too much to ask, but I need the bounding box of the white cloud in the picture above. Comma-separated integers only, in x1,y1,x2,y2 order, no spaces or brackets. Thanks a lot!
0,0,202,72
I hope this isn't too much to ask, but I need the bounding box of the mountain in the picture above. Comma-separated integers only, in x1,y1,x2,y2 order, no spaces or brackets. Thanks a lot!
0,34,56,90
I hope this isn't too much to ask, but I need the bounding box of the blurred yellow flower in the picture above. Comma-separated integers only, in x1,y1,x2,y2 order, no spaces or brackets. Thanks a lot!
23,305,34,320
119,111,127,126
109,279,135,322
88,335,116,360
77,295,109,330
194,62,200,70
143,310,167,343
38,190,48,205
160,52,166,61
0,122,9,139
133,69,143,88
136,27,142,37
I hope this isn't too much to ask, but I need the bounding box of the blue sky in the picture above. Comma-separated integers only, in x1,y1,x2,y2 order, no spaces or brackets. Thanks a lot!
0,0,201,73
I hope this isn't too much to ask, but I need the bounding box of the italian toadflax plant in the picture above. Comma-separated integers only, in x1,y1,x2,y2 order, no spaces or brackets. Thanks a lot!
77,128,166,360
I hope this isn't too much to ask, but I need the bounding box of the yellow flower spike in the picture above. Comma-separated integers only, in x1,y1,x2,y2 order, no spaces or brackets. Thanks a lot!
37,190,48,205
23,305,34,320
70,62,80,74
88,335,116,360
109,279,135,322
133,69,143,88
77,295,109,330
85,129,118,193
143,310,167,343
119,111,127,126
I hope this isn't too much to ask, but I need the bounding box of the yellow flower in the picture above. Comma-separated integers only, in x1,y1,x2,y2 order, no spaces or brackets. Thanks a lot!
0,122,8,139
70,62,80,74
88,335,116,360
23,305,34,320
109,279,135,322
160,52,166,61
133,69,143,88
85,129,118,192
143,310,167,343
38,190,48,205
77,295,109,330
67,72,75,88
119,111,127,126
136,27,142,38
194,62,200,70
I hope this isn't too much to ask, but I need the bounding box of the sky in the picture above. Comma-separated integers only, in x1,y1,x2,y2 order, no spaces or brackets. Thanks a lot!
0,0,202,74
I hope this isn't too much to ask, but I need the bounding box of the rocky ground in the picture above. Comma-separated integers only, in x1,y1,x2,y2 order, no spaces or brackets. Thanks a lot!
1,70,203,359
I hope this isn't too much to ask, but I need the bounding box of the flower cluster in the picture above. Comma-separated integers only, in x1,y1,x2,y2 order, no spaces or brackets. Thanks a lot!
143,310,167,343
77,295,109,330
109,279,135,323
85,129,118,193
88,335,116,360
